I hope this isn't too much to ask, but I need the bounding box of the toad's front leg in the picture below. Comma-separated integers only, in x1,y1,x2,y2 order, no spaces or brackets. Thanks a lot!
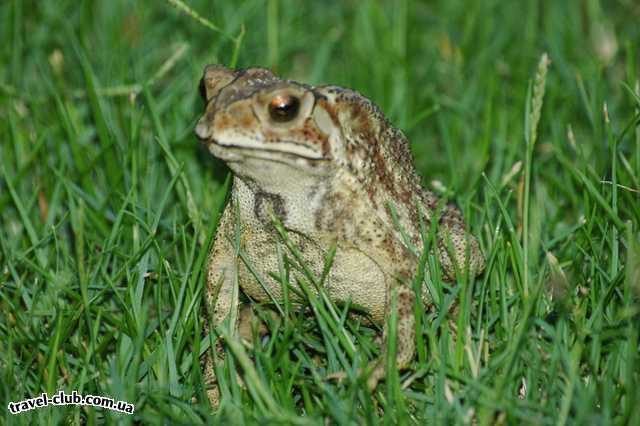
202,207,240,408
366,285,416,390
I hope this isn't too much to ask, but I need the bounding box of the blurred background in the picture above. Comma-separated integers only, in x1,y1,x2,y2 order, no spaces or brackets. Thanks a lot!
2,1,639,190
3,1,639,187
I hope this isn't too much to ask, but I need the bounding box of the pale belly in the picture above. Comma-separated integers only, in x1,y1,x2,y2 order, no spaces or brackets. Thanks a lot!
236,229,388,323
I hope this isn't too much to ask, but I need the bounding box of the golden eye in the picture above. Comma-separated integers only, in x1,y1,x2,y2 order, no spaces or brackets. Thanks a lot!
268,95,300,122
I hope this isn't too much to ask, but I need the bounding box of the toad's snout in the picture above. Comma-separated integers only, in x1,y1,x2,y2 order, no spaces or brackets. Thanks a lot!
195,117,213,141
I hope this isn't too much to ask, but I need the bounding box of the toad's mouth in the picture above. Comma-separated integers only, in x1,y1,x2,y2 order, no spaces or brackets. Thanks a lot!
203,137,328,162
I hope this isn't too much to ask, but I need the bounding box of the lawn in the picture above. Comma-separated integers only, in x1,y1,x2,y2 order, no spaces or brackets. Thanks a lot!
1,0,639,424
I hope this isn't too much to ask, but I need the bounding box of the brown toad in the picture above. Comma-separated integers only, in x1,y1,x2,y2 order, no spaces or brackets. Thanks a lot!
194,65,484,406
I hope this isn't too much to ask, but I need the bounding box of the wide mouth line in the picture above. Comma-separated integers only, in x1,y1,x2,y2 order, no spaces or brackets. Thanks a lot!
208,139,327,161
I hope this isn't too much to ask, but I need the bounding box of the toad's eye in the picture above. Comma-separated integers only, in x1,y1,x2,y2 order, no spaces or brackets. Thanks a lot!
268,95,300,122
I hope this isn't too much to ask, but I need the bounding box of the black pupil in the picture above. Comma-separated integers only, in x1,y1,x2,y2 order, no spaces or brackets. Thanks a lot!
269,96,300,122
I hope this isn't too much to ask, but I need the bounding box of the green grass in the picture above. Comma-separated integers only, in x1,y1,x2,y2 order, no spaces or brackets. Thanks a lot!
1,0,640,424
